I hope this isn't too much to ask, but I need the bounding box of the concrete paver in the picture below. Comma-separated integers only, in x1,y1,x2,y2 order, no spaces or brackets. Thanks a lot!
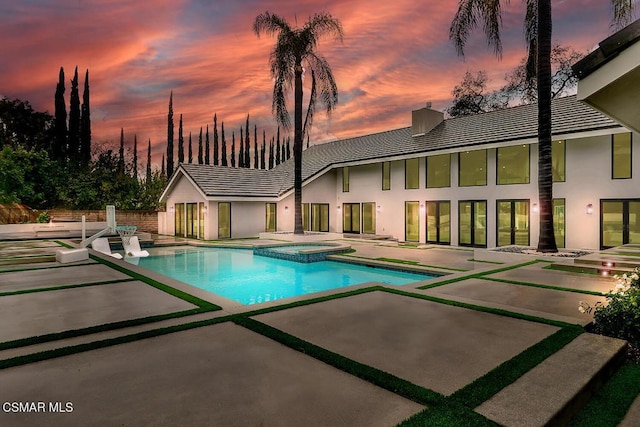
0,281,197,342
422,278,604,325
475,333,627,427
486,262,614,294
0,264,130,292
620,394,640,427
255,291,559,395
0,323,423,427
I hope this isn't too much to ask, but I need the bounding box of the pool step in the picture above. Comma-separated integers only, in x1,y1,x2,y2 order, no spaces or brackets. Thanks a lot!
475,333,627,426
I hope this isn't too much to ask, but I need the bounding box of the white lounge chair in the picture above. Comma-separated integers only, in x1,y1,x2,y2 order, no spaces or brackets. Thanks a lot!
91,237,123,259
123,236,150,257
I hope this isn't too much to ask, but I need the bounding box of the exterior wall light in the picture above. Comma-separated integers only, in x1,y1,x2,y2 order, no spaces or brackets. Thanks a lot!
419,204,425,214
169,206,174,214
586,203,593,215
284,206,289,214
337,205,341,211
376,205,382,212
532,203,539,213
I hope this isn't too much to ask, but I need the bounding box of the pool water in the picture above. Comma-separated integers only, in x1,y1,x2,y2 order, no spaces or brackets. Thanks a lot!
129,247,435,305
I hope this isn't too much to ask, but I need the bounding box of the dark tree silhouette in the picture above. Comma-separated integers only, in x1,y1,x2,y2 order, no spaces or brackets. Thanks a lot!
118,128,125,176
132,134,138,178
213,114,219,166
178,114,184,164
146,138,152,185
205,125,210,165
244,115,251,167
261,130,266,169
268,137,274,169
221,122,227,166
188,131,193,164
68,66,81,164
239,126,245,168
231,131,236,167
161,155,166,178
254,11,343,233
254,124,258,169
54,67,67,162
80,69,91,167
167,91,174,178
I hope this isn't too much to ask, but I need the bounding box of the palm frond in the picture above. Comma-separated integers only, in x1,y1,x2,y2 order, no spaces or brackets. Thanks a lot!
254,11,291,37
450,0,504,58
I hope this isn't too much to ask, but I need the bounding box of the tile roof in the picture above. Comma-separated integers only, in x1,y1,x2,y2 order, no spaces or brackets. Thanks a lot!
173,95,621,199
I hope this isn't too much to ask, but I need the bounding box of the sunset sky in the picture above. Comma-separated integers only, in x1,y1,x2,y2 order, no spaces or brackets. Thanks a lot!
0,1,631,167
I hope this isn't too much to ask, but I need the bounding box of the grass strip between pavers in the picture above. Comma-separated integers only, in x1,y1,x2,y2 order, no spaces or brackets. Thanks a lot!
397,402,499,427
233,316,445,406
0,278,136,297
569,361,640,427
482,276,606,296
0,315,233,370
382,287,576,328
374,257,468,272
0,307,211,351
88,254,220,311
0,261,97,274
450,326,584,408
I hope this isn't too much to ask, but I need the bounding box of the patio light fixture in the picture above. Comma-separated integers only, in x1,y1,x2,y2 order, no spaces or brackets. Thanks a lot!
586,204,593,215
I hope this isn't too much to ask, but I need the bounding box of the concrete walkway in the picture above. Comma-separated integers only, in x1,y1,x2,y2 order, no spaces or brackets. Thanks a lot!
0,239,637,426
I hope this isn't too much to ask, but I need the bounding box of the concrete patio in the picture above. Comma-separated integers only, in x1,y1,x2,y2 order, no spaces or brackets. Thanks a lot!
0,238,638,426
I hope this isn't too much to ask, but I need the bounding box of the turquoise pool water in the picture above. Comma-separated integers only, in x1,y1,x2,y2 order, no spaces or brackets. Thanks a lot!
129,246,435,305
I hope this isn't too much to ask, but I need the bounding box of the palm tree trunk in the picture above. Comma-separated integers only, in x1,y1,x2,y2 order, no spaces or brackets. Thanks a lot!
293,62,304,234
536,0,557,252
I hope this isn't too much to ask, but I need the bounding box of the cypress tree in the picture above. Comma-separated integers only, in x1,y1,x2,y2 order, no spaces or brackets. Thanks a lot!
281,139,286,163
213,114,219,166
254,124,258,169
275,135,281,166
161,155,166,178
205,125,210,165
118,128,125,176
269,137,274,169
178,114,184,164
244,114,250,167
68,66,81,164
260,130,266,170
133,134,138,178
198,127,203,164
231,131,236,167
221,122,227,166
286,136,291,160
239,126,245,168
167,91,174,178
146,138,152,186
54,67,67,162
188,131,193,164
306,134,310,149
80,69,91,167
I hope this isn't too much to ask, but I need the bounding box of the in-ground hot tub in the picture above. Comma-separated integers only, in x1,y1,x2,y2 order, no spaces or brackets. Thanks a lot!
253,243,351,263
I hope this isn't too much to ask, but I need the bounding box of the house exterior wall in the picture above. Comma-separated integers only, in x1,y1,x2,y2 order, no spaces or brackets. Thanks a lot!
278,170,338,232
161,175,206,238
331,130,639,249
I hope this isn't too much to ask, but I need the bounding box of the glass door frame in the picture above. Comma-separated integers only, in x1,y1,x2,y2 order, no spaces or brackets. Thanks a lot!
458,200,487,248
600,199,640,249
343,202,361,234
426,200,451,245
496,199,530,247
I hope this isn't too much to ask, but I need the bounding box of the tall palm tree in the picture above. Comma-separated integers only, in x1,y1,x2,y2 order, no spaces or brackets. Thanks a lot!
450,0,635,252
254,11,343,234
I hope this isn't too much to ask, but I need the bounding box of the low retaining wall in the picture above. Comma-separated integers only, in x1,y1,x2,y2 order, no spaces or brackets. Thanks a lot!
48,209,158,233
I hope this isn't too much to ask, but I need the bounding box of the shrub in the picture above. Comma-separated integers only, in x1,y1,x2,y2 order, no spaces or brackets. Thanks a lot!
581,268,640,360
35,211,50,223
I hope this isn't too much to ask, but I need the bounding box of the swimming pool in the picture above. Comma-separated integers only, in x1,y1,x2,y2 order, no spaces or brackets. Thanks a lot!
128,246,436,305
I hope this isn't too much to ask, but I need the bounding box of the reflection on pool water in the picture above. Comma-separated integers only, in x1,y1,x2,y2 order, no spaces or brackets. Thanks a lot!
128,246,436,305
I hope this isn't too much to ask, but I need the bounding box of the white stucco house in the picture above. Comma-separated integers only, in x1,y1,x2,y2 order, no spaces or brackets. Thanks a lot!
159,20,640,251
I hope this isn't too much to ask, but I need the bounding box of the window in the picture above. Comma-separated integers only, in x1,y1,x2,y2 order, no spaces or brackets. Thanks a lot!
199,202,205,239
552,140,565,182
459,150,487,186
497,145,529,184
218,202,231,239
426,201,450,244
362,202,376,234
459,200,486,247
342,167,350,192
553,199,565,248
612,133,632,179
496,200,529,246
343,203,360,233
186,203,197,238
311,203,329,232
175,203,184,237
265,203,277,232
426,154,450,188
302,203,310,230
382,162,391,190
405,201,420,242
405,158,419,189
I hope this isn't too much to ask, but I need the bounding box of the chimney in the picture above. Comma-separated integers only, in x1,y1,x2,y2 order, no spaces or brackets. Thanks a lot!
412,102,443,137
